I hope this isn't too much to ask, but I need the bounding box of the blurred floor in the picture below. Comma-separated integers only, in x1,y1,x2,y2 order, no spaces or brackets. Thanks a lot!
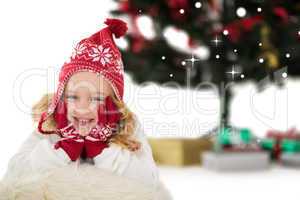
158,165,300,200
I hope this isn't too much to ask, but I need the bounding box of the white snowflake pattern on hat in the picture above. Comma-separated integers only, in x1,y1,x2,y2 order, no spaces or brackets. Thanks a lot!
71,42,87,59
115,59,124,75
89,45,114,66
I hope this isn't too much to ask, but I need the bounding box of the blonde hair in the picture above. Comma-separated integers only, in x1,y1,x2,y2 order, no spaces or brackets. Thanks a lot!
32,93,140,150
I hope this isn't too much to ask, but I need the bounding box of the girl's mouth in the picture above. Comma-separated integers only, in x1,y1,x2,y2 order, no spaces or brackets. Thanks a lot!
73,116,95,126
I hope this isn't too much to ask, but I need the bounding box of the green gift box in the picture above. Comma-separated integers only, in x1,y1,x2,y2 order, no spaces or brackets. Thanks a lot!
215,128,254,152
281,139,300,153
261,138,276,150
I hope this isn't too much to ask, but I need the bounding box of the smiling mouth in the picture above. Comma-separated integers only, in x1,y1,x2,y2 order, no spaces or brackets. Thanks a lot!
73,117,95,126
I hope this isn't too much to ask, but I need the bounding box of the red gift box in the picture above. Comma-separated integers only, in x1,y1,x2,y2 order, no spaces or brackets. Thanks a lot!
265,128,300,160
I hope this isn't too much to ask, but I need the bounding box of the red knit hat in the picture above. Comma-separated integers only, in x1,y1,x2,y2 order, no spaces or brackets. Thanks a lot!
38,18,128,135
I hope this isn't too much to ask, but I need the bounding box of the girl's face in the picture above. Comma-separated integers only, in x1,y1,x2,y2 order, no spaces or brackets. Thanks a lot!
64,71,113,136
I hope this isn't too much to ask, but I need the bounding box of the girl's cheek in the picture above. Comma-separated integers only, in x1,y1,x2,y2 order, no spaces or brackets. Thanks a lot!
66,104,75,121
67,102,78,113
66,111,73,123
89,103,98,111
93,109,98,123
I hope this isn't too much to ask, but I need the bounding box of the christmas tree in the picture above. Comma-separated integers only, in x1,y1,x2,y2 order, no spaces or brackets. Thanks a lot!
111,0,300,127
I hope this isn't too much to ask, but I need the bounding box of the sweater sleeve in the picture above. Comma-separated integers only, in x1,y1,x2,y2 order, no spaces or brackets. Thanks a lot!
2,129,71,181
93,117,160,187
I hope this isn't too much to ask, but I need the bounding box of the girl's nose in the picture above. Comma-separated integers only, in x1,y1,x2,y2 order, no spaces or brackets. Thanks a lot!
75,98,92,114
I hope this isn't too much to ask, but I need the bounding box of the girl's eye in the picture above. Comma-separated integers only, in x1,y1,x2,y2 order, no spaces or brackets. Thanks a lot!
90,96,105,102
66,95,78,101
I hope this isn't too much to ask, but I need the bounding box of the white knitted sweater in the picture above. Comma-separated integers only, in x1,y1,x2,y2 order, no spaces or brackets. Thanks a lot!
2,118,159,187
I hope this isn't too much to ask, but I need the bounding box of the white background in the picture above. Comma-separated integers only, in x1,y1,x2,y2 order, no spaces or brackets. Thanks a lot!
0,1,299,200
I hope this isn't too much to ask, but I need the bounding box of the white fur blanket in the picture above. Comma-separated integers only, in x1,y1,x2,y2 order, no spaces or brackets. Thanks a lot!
0,164,172,200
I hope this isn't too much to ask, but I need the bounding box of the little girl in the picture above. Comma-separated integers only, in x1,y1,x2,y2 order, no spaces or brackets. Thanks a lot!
2,18,159,187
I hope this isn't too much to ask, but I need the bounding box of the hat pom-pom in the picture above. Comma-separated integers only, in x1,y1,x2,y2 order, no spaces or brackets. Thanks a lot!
104,18,128,38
